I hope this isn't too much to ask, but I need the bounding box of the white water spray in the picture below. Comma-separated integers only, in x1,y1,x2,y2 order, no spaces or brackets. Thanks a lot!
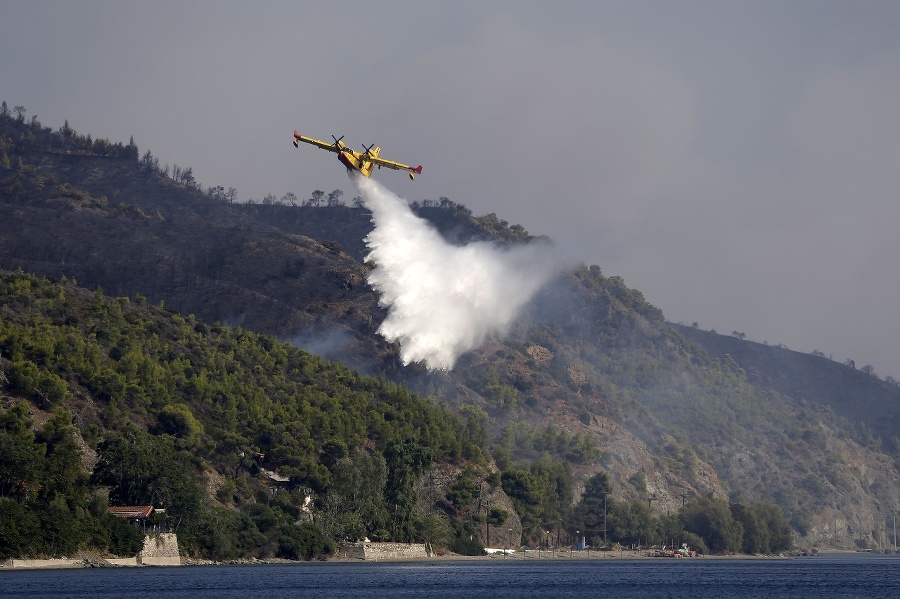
358,176,562,371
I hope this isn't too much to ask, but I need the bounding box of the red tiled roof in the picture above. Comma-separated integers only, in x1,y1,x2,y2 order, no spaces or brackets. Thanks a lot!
108,505,154,518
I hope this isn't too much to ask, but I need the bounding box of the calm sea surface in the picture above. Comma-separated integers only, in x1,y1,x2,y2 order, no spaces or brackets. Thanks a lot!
2,554,898,599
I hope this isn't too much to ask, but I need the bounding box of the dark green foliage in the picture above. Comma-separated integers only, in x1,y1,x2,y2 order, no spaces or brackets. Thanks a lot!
0,434,144,559
0,429,44,498
606,500,656,546
679,531,708,554
0,271,479,493
573,471,612,532
416,512,453,548
0,498,40,558
459,404,488,448
319,451,389,541
501,469,541,522
79,498,146,557
628,470,648,494
496,421,597,465
0,407,105,557
446,467,479,510
501,457,572,537
488,508,509,526
37,496,84,556
275,523,334,560
679,495,743,554
467,212,537,244
568,472,792,555
91,427,203,525
731,502,793,554
191,506,257,561
156,403,204,441
104,512,145,557
0,401,34,437
573,265,664,324
448,521,486,556
384,440,433,541
7,359,67,405
191,505,283,560
242,503,278,534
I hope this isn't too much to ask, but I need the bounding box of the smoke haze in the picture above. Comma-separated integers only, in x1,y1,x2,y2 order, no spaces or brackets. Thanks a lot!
358,176,563,371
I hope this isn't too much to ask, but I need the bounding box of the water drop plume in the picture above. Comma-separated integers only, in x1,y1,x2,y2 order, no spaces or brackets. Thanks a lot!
358,176,563,371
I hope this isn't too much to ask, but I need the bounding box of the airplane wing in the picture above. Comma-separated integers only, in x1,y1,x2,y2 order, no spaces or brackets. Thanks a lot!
293,131,342,153
368,154,423,176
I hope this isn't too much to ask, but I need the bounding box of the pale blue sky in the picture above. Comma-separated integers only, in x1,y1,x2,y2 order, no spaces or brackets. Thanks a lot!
3,0,900,376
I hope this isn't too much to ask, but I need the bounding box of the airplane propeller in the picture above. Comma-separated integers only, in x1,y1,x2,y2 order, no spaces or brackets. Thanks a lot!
331,135,345,148
362,143,375,156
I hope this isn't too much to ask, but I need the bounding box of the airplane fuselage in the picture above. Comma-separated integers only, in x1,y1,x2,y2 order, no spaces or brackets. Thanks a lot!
337,146,381,177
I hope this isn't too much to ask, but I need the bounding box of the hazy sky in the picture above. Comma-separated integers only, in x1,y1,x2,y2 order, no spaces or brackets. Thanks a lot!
3,1,900,376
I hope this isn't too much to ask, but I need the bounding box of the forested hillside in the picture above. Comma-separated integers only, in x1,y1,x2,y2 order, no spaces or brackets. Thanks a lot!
3,104,900,554
1,270,795,559
0,270,484,558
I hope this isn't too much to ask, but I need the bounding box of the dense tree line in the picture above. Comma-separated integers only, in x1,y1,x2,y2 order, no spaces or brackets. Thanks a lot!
0,404,145,559
0,101,138,163
0,101,216,201
0,401,335,560
572,472,793,554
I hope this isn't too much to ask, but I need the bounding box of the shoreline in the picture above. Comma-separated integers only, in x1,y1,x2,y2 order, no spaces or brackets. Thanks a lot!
2,548,800,571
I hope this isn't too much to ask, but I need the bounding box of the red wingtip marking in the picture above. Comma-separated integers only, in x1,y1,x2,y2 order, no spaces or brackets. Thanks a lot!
293,130,302,139
415,165,423,174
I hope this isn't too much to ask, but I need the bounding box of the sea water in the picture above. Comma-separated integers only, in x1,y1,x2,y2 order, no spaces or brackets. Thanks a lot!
1,553,898,598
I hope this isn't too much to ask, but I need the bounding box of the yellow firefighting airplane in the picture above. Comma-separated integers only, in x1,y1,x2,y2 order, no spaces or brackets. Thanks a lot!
293,130,423,180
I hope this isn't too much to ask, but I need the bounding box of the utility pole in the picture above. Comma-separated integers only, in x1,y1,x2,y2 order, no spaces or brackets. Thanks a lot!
478,482,490,549
600,494,607,547
833,513,838,544
484,495,491,549
893,514,897,553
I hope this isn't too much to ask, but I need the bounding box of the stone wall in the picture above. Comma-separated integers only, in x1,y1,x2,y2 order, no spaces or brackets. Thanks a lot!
337,543,367,560
365,542,430,560
139,532,181,566
107,557,140,566
337,542,430,561
1,558,83,569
